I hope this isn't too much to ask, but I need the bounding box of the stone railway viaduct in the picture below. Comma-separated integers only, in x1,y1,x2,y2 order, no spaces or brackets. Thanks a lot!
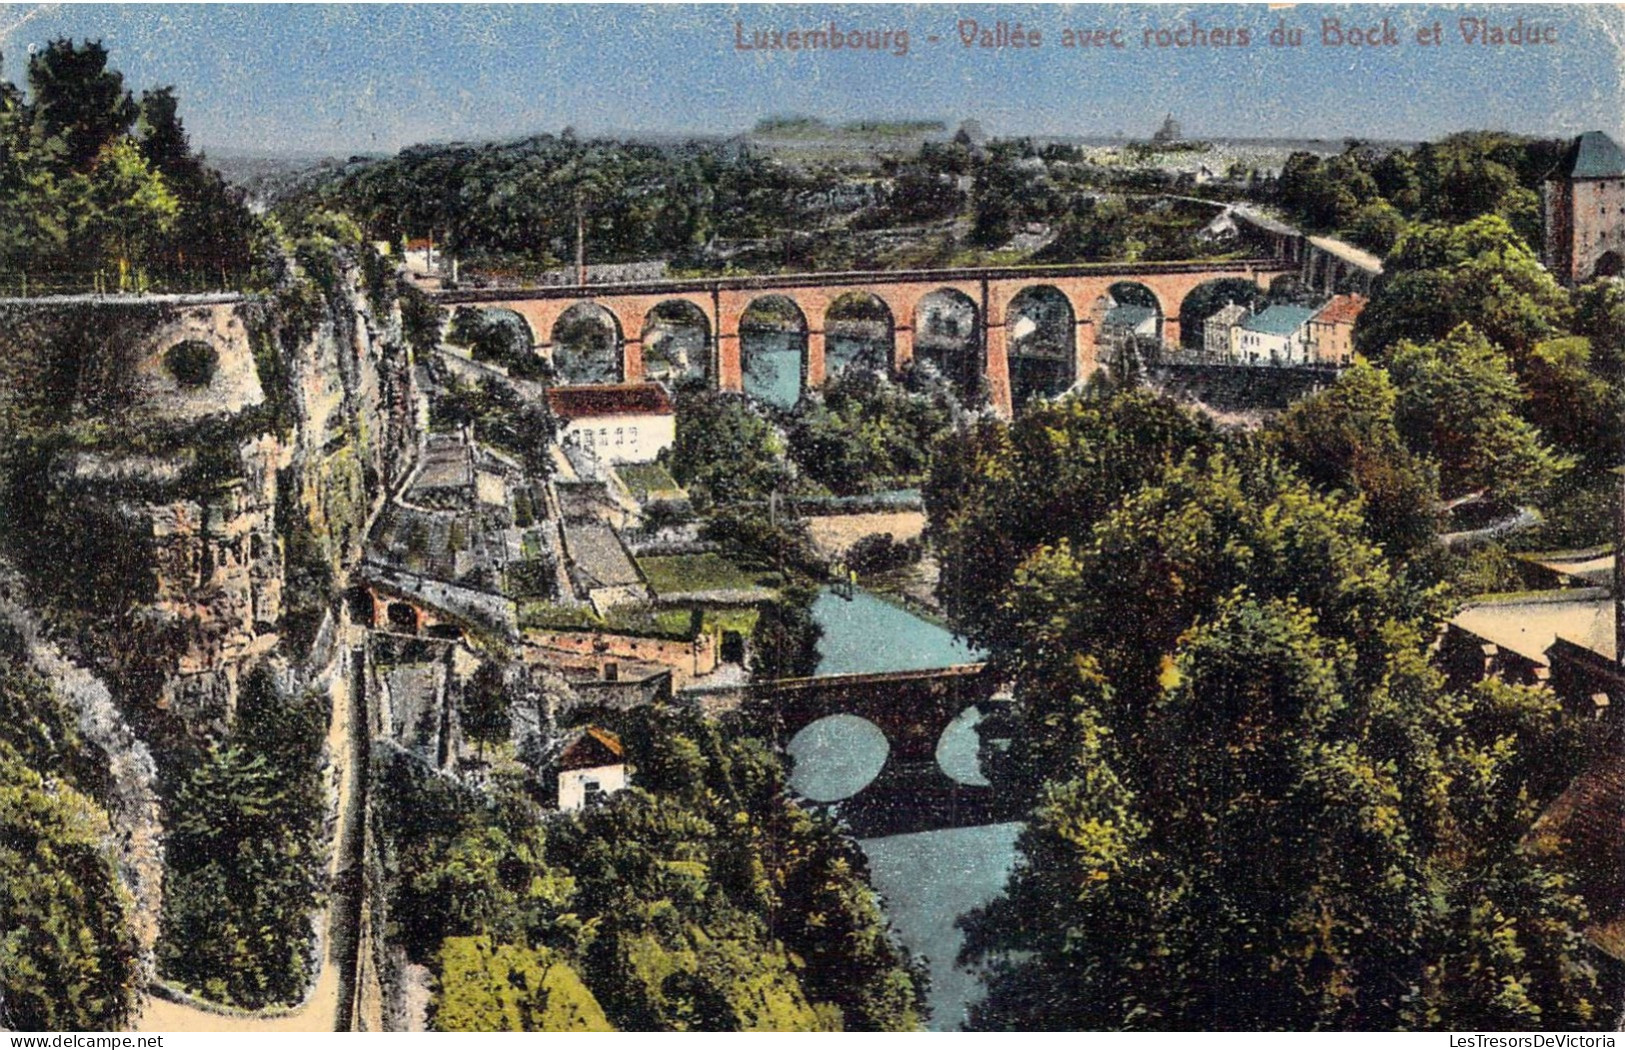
432,258,1299,417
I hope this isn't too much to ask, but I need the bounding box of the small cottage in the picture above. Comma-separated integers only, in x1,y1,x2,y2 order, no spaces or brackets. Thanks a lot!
558,726,628,811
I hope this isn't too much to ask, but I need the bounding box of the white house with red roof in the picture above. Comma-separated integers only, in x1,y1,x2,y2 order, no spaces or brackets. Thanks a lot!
546,382,676,465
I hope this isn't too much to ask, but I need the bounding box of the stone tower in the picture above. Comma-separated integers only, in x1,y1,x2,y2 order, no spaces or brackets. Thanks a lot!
1543,130,1625,285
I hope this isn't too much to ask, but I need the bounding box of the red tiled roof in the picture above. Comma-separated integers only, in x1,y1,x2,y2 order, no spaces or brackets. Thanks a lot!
547,383,674,420
560,726,624,770
1530,742,1625,958
1312,294,1368,327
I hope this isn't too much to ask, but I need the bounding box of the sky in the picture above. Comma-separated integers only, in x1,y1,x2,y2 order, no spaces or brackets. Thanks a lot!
0,4,1620,155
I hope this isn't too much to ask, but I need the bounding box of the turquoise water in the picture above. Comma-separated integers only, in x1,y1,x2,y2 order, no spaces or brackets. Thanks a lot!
810,588,983,677
742,331,804,408
786,713,890,802
788,587,1013,1029
862,822,1022,1030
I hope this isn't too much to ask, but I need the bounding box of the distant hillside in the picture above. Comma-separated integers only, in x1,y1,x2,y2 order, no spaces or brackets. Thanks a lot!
753,116,948,139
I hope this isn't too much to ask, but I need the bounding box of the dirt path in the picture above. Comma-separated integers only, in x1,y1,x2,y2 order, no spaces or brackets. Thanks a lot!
133,623,366,1034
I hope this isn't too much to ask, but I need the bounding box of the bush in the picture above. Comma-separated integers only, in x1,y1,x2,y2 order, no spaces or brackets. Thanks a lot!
845,533,921,576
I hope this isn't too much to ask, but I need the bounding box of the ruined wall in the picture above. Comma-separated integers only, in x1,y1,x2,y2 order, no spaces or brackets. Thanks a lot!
0,251,420,735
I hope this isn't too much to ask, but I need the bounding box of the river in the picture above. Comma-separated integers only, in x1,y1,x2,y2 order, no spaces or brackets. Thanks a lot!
784,586,1020,1031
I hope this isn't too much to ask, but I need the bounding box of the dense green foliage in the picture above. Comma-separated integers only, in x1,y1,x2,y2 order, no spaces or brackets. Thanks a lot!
1358,216,1571,362
1269,361,1441,558
1272,133,1559,254
925,389,1217,650
748,581,824,681
157,666,328,1008
928,387,1601,1030
0,40,262,291
433,937,611,1031
274,127,1240,278
0,656,137,1031
373,706,923,1031
1387,325,1572,503
280,131,833,274
666,388,792,507
784,365,960,496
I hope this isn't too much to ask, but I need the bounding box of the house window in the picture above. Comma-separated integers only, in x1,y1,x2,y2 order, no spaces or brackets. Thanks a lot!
629,426,638,443
615,427,623,446
583,429,593,447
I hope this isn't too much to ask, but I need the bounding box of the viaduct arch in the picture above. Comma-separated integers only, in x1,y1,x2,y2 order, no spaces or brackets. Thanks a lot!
433,259,1296,417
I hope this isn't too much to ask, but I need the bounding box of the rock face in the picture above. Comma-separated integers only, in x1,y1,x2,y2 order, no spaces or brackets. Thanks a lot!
0,252,421,735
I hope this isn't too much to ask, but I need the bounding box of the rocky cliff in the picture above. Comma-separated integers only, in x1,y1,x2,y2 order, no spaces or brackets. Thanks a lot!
0,241,421,736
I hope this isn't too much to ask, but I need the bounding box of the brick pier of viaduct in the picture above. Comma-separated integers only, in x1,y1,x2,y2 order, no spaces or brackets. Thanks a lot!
433,259,1296,417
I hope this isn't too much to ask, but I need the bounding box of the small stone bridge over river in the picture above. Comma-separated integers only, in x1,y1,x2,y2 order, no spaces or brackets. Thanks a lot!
685,663,1020,838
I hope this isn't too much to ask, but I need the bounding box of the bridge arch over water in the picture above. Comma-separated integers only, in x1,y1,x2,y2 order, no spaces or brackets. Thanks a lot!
694,663,1015,836
739,294,809,408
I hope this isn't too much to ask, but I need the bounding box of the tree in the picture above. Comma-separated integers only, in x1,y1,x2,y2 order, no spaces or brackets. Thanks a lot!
461,663,513,758
433,937,611,1031
954,439,1600,1030
26,39,137,173
1521,336,1624,467
1357,216,1569,363
749,581,823,681
1271,361,1440,557
157,668,327,1009
76,138,178,287
1347,199,1407,255
666,388,792,508
0,749,138,1031
925,389,1215,650
1388,325,1572,502
0,658,136,1031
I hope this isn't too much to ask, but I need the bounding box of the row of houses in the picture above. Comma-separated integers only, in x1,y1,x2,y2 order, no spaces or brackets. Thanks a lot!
1200,292,1367,367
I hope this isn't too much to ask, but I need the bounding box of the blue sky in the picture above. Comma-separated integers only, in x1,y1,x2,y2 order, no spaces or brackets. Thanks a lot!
0,4,1620,154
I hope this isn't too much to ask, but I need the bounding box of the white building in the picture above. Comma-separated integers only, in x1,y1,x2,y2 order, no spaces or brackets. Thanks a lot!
547,383,676,465
1203,301,1250,360
557,727,628,812
1234,304,1318,366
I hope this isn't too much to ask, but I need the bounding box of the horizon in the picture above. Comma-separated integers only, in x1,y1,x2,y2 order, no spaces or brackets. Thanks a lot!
0,4,1620,156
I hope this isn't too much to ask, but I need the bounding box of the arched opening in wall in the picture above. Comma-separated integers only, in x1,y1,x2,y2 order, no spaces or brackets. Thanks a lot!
1594,251,1624,279
786,714,889,801
824,291,895,380
1006,285,1076,410
345,585,375,627
739,295,808,409
446,306,544,380
1177,278,1266,360
935,705,991,786
1092,281,1163,377
164,340,219,389
550,302,623,385
641,299,711,389
387,601,419,634
913,288,982,402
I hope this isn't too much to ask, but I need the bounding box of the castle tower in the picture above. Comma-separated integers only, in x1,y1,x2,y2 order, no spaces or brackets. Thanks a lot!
1543,130,1625,285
